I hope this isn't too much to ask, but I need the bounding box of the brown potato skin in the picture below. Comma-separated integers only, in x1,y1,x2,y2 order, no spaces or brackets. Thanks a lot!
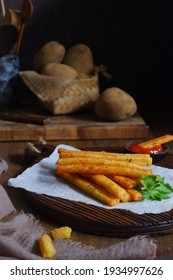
95,87,137,121
62,43,94,75
33,41,65,72
41,63,78,79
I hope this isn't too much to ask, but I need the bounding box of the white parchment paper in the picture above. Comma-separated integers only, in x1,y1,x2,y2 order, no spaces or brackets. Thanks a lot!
8,144,173,214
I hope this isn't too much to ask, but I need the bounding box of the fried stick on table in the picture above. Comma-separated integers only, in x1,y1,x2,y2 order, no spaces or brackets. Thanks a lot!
39,234,56,259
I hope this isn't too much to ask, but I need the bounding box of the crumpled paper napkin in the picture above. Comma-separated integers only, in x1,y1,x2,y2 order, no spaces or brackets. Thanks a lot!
0,157,157,260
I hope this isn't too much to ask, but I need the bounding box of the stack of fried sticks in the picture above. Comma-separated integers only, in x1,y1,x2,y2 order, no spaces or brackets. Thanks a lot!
56,148,153,207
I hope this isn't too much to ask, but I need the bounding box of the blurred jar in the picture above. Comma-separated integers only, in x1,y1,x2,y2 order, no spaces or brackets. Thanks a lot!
0,54,19,109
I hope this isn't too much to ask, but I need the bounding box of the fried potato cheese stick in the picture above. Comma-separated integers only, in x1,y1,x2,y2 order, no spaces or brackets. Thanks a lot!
58,157,151,167
58,148,152,166
82,174,131,202
108,175,137,189
57,172,120,206
39,234,56,259
56,164,152,178
126,189,143,201
138,134,173,148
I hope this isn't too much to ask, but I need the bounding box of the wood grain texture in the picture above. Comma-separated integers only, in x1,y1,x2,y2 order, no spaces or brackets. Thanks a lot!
25,191,173,237
0,110,148,141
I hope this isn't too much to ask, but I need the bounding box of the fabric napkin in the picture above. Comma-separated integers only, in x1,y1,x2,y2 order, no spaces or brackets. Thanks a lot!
0,157,157,260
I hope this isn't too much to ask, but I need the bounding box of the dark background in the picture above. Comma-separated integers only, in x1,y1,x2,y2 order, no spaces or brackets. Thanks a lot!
1,0,172,122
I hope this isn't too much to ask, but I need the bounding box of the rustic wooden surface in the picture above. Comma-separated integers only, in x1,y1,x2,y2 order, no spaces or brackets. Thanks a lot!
0,110,148,141
1,137,173,259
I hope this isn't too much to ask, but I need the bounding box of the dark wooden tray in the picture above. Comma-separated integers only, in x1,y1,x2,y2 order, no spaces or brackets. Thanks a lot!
25,146,173,238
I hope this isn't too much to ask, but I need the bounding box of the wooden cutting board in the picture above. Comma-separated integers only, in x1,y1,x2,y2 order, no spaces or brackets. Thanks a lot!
0,109,148,141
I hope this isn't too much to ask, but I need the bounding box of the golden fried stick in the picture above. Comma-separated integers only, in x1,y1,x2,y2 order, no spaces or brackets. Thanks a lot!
51,227,72,239
126,189,143,201
138,134,173,148
57,172,120,207
82,174,131,202
108,175,137,189
56,164,152,178
38,234,56,259
58,157,151,167
58,148,152,166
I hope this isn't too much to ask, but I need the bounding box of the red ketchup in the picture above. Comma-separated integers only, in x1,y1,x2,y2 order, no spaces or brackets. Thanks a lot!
130,143,163,154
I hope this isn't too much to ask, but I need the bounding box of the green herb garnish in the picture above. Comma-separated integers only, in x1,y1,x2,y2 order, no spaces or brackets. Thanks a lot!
137,175,173,201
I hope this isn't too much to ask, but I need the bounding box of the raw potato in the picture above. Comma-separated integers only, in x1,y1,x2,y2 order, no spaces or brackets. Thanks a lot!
41,63,78,81
33,41,65,72
62,43,94,75
95,87,137,121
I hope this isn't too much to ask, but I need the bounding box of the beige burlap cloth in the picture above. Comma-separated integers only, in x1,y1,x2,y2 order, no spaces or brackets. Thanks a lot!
0,158,157,260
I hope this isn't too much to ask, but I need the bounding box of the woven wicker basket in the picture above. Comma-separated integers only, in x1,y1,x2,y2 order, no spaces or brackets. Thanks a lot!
20,70,99,115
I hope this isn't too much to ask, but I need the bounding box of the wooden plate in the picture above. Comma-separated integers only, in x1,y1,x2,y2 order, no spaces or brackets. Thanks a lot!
25,146,173,238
